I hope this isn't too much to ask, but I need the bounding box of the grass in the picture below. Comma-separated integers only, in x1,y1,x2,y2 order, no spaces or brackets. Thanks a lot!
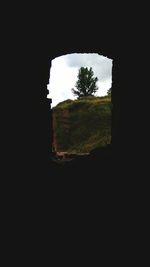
53,95,111,153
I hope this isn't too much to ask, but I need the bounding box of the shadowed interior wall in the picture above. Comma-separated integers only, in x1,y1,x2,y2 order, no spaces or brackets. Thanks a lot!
4,6,143,256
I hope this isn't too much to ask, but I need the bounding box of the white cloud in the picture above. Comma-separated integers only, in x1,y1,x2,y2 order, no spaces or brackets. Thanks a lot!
47,53,112,107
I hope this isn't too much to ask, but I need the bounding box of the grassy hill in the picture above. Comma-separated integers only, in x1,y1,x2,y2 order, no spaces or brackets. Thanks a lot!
52,95,112,153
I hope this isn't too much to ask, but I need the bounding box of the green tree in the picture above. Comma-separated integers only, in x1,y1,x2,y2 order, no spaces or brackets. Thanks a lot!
107,88,112,96
72,67,98,97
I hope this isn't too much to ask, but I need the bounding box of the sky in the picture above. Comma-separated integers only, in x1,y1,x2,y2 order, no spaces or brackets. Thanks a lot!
47,53,113,108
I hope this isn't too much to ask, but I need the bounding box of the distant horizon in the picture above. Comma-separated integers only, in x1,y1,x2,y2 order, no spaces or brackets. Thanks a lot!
47,53,112,107
53,94,111,107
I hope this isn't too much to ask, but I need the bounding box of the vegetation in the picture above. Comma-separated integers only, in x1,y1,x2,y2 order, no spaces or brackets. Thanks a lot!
107,88,112,96
52,95,112,153
72,67,98,97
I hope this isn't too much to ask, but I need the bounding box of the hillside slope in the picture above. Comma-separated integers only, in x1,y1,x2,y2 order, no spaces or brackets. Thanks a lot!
52,96,112,153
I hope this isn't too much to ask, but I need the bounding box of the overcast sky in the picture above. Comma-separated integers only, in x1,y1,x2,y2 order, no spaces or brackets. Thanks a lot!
47,53,113,108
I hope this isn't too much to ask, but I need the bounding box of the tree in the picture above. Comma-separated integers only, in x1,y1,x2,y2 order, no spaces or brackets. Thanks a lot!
72,67,98,97
107,88,112,96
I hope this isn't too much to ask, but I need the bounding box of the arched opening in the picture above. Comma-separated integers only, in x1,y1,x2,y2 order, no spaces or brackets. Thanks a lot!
47,53,113,163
